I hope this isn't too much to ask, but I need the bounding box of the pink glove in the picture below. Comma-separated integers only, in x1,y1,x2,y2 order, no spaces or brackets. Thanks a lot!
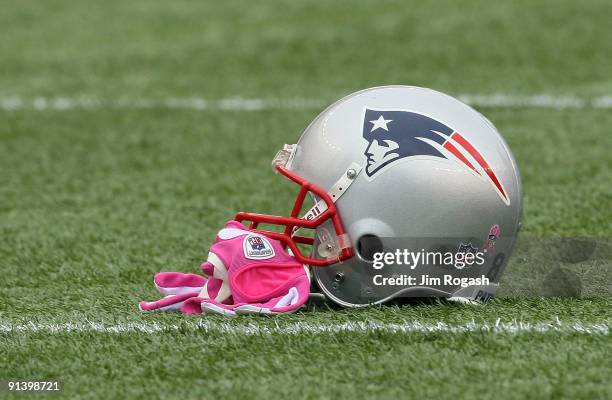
185,220,311,316
139,221,310,316
138,271,231,312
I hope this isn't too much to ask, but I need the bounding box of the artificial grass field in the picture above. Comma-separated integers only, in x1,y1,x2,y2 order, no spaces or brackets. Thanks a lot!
1,1,611,399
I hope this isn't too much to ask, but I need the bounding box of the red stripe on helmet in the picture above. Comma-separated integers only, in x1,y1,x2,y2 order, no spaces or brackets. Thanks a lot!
443,140,480,176
451,132,508,202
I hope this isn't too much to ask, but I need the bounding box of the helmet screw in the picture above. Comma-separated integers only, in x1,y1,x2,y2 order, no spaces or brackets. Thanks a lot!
325,244,334,251
346,169,357,179
334,272,344,282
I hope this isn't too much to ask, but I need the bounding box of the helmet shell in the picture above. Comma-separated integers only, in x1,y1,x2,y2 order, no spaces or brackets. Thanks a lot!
289,86,522,306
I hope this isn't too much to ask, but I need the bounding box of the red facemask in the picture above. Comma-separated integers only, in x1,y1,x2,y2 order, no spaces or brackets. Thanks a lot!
235,164,353,267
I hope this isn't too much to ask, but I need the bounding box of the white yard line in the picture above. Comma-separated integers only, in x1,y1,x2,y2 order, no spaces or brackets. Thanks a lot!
1,95,612,111
0,96,325,111
0,319,608,335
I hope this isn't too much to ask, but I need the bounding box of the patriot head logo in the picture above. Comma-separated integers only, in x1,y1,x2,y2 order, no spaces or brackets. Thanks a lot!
362,108,510,205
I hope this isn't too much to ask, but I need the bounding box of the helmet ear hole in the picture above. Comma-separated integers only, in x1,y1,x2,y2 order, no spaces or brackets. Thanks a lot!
356,235,383,262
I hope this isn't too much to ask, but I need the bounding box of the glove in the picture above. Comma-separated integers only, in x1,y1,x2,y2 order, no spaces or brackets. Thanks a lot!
139,220,310,316
138,270,231,313
184,220,311,316
139,237,234,312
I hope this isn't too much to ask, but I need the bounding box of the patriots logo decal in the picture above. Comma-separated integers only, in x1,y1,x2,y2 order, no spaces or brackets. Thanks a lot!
362,108,510,205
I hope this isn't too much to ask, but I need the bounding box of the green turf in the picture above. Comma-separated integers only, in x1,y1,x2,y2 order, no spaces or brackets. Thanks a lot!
1,1,611,399
1,0,612,98
1,325,611,400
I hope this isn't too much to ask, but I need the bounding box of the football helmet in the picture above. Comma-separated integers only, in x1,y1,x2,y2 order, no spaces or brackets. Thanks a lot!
236,86,522,307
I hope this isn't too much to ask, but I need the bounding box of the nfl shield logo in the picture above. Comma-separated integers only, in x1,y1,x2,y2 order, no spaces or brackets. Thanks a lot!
248,236,265,251
243,234,275,260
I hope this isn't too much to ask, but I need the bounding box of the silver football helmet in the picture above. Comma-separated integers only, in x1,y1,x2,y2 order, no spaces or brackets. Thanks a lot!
236,86,522,307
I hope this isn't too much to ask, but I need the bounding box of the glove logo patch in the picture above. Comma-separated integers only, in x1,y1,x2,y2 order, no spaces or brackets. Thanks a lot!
243,234,275,260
